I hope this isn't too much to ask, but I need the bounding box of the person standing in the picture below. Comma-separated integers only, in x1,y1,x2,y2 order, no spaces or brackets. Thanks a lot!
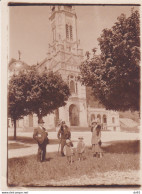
33,119,49,162
64,139,74,164
96,124,103,158
57,121,71,156
76,136,85,161
91,119,102,157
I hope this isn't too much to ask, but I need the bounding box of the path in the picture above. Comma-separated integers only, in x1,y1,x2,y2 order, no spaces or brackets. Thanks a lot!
8,131,140,159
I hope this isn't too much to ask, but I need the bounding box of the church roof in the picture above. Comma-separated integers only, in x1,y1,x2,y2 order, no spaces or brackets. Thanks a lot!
8,58,30,72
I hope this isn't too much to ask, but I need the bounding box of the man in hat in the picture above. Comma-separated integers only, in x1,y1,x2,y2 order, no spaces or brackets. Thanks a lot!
33,118,49,162
57,121,71,156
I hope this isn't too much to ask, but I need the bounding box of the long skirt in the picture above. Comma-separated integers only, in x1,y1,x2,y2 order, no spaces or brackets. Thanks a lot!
92,144,103,153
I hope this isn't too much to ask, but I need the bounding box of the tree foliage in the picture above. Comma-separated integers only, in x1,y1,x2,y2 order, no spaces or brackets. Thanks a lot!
25,70,70,117
8,70,70,139
80,9,140,111
8,72,30,121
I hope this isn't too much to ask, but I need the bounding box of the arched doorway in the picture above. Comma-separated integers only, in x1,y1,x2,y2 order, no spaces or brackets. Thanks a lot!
103,115,107,123
69,104,79,126
97,114,101,123
91,114,95,121
103,114,107,130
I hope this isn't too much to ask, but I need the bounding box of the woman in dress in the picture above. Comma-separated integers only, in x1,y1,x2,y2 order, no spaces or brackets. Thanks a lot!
91,119,103,158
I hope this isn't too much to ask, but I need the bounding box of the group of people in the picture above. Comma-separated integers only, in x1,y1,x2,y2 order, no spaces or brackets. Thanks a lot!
33,118,103,163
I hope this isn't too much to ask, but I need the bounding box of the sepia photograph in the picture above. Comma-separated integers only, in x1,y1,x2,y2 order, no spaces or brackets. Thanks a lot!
4,1,141,188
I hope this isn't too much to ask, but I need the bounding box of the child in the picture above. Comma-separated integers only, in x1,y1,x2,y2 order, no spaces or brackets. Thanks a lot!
77,136,85,161
91,120,103,158
64,139,74,164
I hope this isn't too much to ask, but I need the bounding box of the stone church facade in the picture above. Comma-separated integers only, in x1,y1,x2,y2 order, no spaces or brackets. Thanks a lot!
8,5,120,131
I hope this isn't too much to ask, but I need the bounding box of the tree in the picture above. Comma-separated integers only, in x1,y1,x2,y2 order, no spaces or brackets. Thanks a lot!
8,72,31,139
80,9,140,111
8,70,70,139
26,70,70,118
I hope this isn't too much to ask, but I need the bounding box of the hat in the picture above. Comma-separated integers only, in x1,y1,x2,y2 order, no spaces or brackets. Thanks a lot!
78,136,84,139
66,139,70,144
91,119,98,124
38,118,45,124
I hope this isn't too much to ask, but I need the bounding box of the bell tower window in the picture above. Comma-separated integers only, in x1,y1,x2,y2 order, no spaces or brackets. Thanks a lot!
66,24,73,41
66,24,69,40
68,75,78,94
70,25,73,40
70,80,75,93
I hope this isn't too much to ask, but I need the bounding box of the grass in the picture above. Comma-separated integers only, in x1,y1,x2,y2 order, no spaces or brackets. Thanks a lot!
102,140,140,154
8,140,140,186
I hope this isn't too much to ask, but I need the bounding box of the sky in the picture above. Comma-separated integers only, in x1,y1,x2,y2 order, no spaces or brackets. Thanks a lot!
9,5,139,65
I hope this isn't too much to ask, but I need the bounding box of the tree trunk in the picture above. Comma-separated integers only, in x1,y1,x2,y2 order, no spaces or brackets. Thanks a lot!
38,113,42,123
14,119,16,140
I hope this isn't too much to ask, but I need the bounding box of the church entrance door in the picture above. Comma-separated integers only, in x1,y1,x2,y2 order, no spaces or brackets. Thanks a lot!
69,104,79,126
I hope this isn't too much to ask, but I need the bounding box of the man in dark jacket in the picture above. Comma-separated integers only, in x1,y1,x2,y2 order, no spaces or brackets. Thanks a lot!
57,121,71,156
33,119,49,162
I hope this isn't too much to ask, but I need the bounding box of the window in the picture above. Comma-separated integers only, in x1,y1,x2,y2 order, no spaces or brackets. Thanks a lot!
70,80,75,93
76,82,78,94
66,24,69,39
97,114,101,123
70,25,73,40
112,117,115,123
103,115,107,123
66,24,73,41
91,114,95,121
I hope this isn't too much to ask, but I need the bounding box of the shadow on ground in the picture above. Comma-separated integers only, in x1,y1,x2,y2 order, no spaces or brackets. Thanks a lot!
8,136,60,145
8,136,77,146
102,140,140,154
8,143,30,150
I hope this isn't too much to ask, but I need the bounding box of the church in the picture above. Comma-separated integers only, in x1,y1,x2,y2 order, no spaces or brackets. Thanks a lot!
8,5,120,131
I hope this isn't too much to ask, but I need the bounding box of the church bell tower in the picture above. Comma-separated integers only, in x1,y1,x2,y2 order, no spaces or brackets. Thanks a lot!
50,5,77,44
45,5,88,127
